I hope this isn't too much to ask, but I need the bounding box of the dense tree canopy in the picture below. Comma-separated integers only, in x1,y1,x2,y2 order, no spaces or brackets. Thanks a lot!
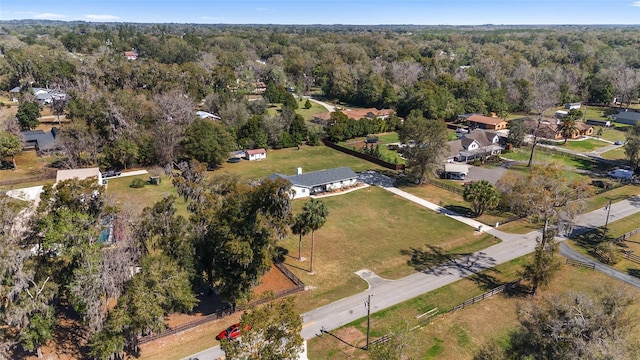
398,110,450,184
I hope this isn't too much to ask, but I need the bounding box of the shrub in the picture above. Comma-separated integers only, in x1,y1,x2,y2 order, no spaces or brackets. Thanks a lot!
130,178,147,188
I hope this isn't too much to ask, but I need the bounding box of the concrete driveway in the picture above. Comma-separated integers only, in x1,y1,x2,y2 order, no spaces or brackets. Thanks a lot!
464,165,507,185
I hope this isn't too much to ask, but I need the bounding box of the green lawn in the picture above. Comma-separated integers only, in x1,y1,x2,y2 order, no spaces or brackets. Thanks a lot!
583,185,640,212
560,138,609,152
296,99,329,121
501,148,600,172
338,132,405,164
0,150,58,183
280,186,488,312
398,183,516,227
105,172,189,218
600,147,626,161
598,127,628,142
221,144,387,181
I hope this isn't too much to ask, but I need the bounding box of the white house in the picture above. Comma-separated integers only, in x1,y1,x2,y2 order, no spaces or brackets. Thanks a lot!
446,129,503,163
565,102,582,110
269,167,359,199
55,167,103,186
245,148,267,161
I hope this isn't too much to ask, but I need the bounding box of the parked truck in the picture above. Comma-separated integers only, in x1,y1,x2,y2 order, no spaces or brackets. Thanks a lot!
607,168,634,180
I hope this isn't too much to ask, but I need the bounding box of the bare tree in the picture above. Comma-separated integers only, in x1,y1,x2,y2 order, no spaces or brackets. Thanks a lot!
610,65,639,108
526,74,559,167
152,90,195,167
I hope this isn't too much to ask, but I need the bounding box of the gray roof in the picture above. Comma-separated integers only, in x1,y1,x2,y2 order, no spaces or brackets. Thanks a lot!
616,111,640,122
274,167,357,188
21,128,59,151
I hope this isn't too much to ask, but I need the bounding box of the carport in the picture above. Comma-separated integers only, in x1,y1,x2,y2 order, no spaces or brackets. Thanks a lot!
444,163,469,180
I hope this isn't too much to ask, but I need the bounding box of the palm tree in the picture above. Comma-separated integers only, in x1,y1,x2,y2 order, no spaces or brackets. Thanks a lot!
301,199,328,273
291,213,309,260
557,114,580,144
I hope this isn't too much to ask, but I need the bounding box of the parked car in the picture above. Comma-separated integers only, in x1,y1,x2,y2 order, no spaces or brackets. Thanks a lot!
614,140,624,145
103,170,122,178
215,323,250,341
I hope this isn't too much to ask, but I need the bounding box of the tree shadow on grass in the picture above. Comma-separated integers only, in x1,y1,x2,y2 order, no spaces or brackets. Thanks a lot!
628,269,640,279
571,228,605,250
401,245,496,277
443,204,475,218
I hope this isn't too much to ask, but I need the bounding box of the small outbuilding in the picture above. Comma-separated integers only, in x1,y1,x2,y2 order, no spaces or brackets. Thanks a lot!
444,163,469,180
245,148,267,161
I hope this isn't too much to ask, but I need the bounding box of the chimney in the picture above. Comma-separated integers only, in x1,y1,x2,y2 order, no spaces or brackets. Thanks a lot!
297,167,302,175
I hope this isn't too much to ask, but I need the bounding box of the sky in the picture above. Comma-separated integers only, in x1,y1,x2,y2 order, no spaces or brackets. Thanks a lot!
1,0,640,25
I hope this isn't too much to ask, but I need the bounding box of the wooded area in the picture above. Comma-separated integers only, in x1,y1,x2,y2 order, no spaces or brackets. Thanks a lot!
1,21,640,359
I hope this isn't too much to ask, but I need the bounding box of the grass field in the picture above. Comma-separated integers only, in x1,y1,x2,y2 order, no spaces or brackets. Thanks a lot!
560,138,609,152
583,184,640,212
218,144,386,181
598,127,628,142
398,183,517,227
0,150,58,185
104,172,189,217
600,147,626,161
501,148,606,173
307,256,640,360
338,132,405,164
279,186,490,312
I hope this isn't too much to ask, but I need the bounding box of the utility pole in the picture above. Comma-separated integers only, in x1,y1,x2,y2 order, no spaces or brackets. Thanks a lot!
603,200,613,239
365,294,372,350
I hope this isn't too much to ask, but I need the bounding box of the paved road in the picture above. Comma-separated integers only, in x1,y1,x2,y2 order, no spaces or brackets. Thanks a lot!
185,176,640,360
559,242,640,288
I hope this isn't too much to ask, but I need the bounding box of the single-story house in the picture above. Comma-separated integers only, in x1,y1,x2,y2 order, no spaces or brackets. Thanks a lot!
444,163,469,180
520,117,593,140
56,167,103,186
446,129,503,163
465,114,507,131
312,108,394,125
615,110,640,125
269,167,358,199
245,148,267,161
21,127,61,155
11,87,66,104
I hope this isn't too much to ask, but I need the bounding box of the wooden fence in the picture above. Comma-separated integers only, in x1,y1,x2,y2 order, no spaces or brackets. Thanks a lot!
621,250,640,264
424,177,464,195
613,228,640,244
138,306,236,345
138,262,305,345
322,139,405,171
565,258,596,270
0,173,56,187
450,279,521,312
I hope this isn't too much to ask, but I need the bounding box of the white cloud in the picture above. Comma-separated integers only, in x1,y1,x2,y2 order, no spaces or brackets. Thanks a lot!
632,1,640,6
85,14,120,21
34,13,67,20
201,16,223,21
